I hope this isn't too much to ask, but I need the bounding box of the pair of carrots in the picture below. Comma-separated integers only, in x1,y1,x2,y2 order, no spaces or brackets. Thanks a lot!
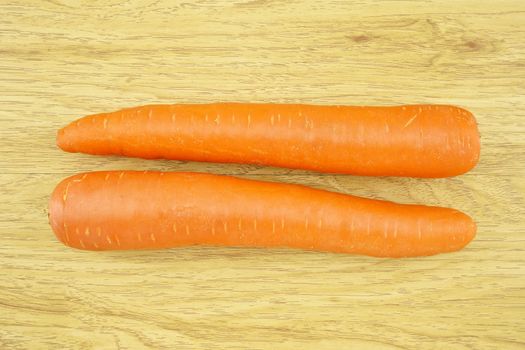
50,103,480,257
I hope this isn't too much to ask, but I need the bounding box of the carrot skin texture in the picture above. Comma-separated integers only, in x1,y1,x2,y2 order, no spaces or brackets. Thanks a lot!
49,171,476,257
57,103,480,178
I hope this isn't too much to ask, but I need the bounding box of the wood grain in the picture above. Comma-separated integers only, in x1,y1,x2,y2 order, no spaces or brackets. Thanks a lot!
1,1,524,349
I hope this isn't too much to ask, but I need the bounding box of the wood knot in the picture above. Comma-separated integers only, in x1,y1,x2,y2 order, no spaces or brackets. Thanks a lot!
348,34,371,43
463,40,483,51
459,36,498,54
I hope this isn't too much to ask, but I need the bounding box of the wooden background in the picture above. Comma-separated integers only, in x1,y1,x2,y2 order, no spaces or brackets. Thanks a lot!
1,1,524,349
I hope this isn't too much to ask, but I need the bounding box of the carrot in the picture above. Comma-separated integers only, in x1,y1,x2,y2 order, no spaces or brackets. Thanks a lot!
48,171,476,257
57,103,480,177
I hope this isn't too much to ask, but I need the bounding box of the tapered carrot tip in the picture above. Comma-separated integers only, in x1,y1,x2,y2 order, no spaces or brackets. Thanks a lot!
48,171,477,257
56,104,480,177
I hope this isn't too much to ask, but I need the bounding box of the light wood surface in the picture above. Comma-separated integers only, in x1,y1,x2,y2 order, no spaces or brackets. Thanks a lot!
1,1,524,349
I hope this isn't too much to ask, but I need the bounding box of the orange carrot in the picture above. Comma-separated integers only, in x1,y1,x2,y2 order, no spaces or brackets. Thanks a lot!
48,171,476,257
57,103,480,178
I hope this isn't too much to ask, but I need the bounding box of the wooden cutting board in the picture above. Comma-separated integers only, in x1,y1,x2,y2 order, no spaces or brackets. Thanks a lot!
1,1,523,349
